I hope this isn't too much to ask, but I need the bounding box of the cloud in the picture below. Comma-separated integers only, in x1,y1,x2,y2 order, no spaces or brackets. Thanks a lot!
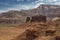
17,0,20,1
14,4,35,10
29,0,60,9
46,0,57,2
0,10,9,13
33,0,60,8
16,0,24,2
0,4,35,13
54,1,60,5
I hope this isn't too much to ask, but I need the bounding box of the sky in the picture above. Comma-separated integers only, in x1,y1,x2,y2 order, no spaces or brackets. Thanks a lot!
0,0,60,13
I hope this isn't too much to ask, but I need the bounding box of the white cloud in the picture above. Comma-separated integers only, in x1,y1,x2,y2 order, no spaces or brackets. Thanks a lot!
33,0,60,8
0,10,9,13
16,0,24,2
48,0,57,2
32,2,34,4
0,4,35,13
33,0,45,8
46,0,57,2
17,4,35,10
17,0,20,1
35,0,59,4
55,1,60,5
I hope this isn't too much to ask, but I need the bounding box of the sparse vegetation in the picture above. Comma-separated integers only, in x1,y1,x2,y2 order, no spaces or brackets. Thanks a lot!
0,24,16,28
57,25,60,32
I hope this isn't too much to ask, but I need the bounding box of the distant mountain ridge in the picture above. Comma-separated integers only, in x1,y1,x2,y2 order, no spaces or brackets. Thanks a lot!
19,4,60,18
0,4,60,24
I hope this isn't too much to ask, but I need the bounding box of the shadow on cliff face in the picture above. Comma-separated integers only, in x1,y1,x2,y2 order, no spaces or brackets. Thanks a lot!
15,29,39,40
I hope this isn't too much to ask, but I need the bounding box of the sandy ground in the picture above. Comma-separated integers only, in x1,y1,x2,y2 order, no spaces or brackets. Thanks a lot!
0,22,60,40
0,27,28,40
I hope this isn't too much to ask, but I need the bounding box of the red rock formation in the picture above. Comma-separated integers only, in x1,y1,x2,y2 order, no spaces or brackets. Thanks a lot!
30,15,46,22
